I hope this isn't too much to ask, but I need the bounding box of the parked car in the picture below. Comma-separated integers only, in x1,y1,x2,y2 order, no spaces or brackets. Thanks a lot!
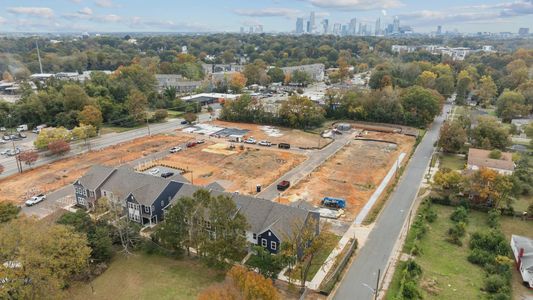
0,149,9,155
16,124,28,132
169,146,182,153
161,172,174,178
196,139,205,144
25,194,46,206
2,135,11,141
180,120,188,125
186,141,197,148
258,140,271,147
5,148,21,156
149,168,160,175
18,132,27,138
244,137,256,144
0,139,6,144
0,127,6,132
278,143,291,149
32,124,47,134
277,180,290,191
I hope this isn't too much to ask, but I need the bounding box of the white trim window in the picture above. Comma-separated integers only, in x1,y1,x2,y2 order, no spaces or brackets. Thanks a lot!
261,239,267,247
144,206,150,213
77,197,87,207
271,241,277,251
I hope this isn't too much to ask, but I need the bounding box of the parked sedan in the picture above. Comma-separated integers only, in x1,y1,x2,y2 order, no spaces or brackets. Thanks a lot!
161,172,174,178
244,138,257,144
258,140,271,147
186,141,197,148
25,194,46,206
149,168,160,175
169,146,182,153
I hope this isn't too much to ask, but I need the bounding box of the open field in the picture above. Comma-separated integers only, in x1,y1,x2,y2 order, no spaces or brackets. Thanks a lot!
156,141,306,194
281,131,415,220
0,134,194,204
438,153,466,170
212,120,332,149
65,253,224,300
387,204,533,300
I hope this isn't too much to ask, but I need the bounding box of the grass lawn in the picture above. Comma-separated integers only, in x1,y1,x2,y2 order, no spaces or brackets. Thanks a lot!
513,195,532,213
387,203,533,300
100,124,144,135
65,253,224,300
438,153,466,170
167,110,185,118
287,232,341,282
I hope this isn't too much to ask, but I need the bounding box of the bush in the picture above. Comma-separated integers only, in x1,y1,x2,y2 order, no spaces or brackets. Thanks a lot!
469,231,510,257
467,248,493,266
152,109,168,122
425,208,437,223
404,259,422,279
447,222,466,246
450,206,469,223
484,274,507,293
487,209,500,228
401,280,422,299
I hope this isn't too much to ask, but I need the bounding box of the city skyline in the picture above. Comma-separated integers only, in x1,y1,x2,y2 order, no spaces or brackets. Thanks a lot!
0,0,532,33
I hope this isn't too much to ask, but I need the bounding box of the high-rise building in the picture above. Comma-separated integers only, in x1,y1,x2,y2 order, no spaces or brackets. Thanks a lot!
322,19,330,34
393,16,400,34
358,22,363,35
437,25,442,35
375,18,381,36
349,18,357,36
255,25,263,34
240,27,245,34
296,18,304,34
518,27,530,35
310,12,316,33
333,23,342,35
306,20,311,33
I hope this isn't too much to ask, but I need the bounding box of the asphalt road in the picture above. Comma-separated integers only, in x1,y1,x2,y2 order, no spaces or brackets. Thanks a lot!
0,113,214,179
334,103,451,300
257,131,353,200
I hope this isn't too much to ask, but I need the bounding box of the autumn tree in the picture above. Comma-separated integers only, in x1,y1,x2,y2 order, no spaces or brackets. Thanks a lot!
2,71,14,82
183,112,197,124
462,168,514,208
438,121,467,153
495,89,530,122
416,71,437,89
433,168,463,193
72,124,97,149
199,265,280,300
0,218,91,299
126,89,148,123
478,75,498,108
17,150,38,170
78,105,103,129
456,70,474,105
229,72,247,93
34,127,72,150
48,140,71,156
517,80,533,107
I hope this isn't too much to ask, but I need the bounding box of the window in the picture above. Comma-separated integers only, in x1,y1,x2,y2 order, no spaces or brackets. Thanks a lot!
268,231,271,237
103,191,107,197
144,206,150,213
161,200,165,207
271,241,277,250
77,197,86,207
261,239,267,247
89,191,94,197
252,233,257,240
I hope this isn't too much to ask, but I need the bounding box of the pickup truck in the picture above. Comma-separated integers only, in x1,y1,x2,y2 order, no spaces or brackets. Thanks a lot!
277,180,290,191
25,194,46,206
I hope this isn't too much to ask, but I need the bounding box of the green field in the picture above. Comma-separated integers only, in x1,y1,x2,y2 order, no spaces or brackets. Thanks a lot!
65,253,224,300
438,153,466,170
387,204,533,300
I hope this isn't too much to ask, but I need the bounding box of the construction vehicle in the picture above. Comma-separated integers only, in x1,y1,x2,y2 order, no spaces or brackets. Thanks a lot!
321,197,346,209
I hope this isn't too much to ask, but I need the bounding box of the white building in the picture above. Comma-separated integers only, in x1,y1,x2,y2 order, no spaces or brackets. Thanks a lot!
510,235,533,288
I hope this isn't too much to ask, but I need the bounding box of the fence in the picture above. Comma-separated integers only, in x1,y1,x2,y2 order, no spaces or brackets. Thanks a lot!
319,238,358,295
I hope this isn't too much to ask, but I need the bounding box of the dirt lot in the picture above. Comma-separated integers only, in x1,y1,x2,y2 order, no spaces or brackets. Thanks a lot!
157,142,306,194
282,131,415,220
0,134,193,204
212,120,332,149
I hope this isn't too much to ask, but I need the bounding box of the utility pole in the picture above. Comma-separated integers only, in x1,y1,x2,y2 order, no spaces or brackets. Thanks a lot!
146,114,151,137
7,114,22,173
375,268,381,300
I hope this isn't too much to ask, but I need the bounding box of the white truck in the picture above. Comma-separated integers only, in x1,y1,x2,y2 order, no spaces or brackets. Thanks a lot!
32,124,47,134
16,124,28,132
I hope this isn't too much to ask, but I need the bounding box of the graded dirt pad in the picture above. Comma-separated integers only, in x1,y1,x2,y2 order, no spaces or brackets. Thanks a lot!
211,120,332,149
0,134,193,204
158,142,306,194
283,131,415,221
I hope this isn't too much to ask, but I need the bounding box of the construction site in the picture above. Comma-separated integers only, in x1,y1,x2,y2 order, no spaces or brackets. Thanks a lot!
282,131,416,221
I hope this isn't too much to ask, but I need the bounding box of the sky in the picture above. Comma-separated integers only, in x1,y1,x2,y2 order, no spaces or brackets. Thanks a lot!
0,0,532,33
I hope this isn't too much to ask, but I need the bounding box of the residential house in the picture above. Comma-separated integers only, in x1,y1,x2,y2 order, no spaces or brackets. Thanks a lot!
73,165,319,254
510,235,533,289
467,148,515,175
155,74,203,94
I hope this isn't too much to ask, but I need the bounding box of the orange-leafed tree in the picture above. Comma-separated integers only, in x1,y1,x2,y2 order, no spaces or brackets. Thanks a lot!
48,140,71,156
463,168,514,208
230,72,247,93
199,265,280,300
17,151,39,169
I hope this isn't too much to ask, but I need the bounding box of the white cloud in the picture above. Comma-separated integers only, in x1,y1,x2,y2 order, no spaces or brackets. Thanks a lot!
129,17,211,32
95,14,121,22
304,0,402,10
7,7,54,18
0,17,6,24
234,7,302,17
95,0,114,8
78,7,93,15
70,0,83,3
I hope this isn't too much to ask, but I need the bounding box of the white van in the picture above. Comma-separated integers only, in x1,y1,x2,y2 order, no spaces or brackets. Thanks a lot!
16,124,28,132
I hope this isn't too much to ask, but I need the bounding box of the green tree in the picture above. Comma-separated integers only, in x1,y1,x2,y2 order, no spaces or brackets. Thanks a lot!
0,202,20,223
471,116,511,150
416,71,437,89
183,112,197,124
267,67,285,83
496,89,530,122
62,84,92,111
478,75,498,108
434,169,463,193
34,127,72,150
401,86,442,127
438,121,467,153
291,70,312,86
0,218,91,299
278,95,325,129
456,70,474,105
435,74,455,97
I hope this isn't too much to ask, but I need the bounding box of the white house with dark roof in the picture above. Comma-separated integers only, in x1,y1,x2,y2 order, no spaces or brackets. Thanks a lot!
510,235,533,289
